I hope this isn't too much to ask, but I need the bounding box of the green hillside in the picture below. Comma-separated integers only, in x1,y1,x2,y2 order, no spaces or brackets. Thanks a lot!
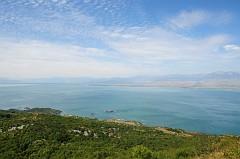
0,108,239,159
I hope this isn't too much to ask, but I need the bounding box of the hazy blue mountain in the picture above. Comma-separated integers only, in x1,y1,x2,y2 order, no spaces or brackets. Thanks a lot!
204,71,240,80
152,74,205,81
19,77,140,85
0,77,20,84
0,71,240,84
22,77,96,84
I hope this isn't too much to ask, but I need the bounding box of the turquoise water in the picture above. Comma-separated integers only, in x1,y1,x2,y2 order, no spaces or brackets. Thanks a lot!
0,84,240,135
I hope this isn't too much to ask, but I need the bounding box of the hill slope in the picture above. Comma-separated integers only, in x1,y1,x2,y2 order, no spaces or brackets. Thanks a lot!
0,108,240,159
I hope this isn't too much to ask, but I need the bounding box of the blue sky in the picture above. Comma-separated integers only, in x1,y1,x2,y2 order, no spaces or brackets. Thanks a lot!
0,0,240,79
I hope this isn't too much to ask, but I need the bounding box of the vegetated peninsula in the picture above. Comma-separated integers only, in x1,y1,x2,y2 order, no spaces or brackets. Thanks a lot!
0,108,239,159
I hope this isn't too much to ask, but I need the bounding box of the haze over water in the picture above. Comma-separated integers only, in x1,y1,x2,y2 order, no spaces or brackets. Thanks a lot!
0,84,240,135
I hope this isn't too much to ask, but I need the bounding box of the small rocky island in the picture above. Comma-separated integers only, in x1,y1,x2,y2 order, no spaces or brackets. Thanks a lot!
105,110,115,113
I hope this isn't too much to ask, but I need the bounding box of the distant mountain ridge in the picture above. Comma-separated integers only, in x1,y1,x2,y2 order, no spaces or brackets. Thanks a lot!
204,71,240,80
0,77,20,84
1,72,240,87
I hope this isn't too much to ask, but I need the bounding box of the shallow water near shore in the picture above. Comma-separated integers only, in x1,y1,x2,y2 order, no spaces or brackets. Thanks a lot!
0,84,240,135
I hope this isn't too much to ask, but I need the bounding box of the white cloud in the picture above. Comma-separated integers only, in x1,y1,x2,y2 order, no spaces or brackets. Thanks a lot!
223,44,240,51
0,0,149,40
167,10,233,30
167,10,208,29
103,27,230,63
0,58,136,79
52,0,67,5
0,39,120,64
0,38,164,78
0,25,234,78
0,1,238,78
0,0,96,39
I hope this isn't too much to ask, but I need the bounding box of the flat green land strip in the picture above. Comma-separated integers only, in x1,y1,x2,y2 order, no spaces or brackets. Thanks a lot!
0,109,239,159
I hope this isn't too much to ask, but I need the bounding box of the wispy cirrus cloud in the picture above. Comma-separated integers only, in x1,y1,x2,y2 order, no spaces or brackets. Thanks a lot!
166,10,233,30
167,10,209,30
0,27,235,78
104,27,231,62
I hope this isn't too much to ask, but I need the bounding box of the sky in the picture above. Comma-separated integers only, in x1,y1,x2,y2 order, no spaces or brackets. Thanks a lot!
0,0,240,79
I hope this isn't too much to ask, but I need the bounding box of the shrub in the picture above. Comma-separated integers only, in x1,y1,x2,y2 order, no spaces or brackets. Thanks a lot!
131,145,156,159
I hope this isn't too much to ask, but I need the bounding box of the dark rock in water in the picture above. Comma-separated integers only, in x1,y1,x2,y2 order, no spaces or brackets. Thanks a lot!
105,110,115,113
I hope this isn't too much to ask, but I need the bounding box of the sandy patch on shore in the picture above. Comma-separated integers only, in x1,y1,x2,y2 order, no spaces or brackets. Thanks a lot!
106,119,140,126
155,127,195,137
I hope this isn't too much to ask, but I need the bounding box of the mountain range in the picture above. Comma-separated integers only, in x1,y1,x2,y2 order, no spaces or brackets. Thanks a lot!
1,71,240,89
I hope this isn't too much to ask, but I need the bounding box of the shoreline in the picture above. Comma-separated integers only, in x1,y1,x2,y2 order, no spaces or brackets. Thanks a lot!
113,84,240,90
2,107,240,159
1,83,240,90
2,107,240,136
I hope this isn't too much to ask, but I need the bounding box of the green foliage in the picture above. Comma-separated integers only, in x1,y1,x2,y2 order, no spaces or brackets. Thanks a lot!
1,107,62,115
175,147,196,158
131,145,156,159
0,109,239,159
224,148,240,158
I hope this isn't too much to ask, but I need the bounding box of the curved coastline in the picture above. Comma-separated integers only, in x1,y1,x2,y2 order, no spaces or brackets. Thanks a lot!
2,107,239,136
1,107,240,158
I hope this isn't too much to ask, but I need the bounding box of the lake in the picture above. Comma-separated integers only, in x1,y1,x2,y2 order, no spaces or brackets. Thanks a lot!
0,84,240,135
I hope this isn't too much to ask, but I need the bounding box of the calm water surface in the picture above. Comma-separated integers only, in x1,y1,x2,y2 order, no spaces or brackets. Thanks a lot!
0,84,240,135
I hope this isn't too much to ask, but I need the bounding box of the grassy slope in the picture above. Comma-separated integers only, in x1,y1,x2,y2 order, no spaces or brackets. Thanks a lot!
0,109,239,159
